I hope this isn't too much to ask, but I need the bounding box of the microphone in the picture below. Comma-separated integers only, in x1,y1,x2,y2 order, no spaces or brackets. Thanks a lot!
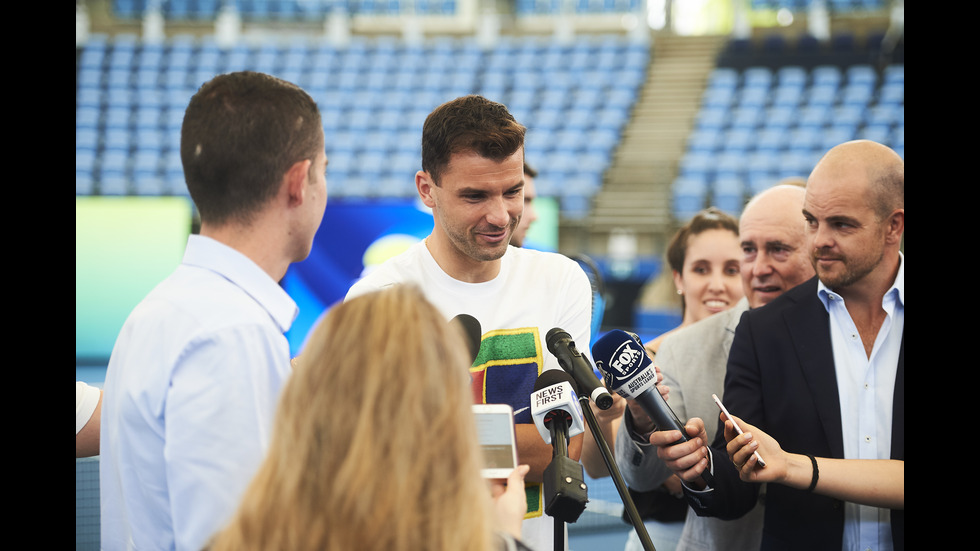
530,370,588,523
593,330,715,487
450,314,482,363
545,327,614,410
530,370,585,445
591,329,691,441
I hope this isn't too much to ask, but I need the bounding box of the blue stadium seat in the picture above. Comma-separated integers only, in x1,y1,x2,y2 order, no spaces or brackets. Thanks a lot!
715,151,747,179
805,83,838,108
755,127,788,153
764,105,796,130
695,107,728,131
672,176,708,221
735,86,769,110
839,83,875,107
776,65,808,88
722,128,756,153
729,105,763,129
702,86,736,109
798,104,831,128
687,128,723,154
811,65,842,88
707,67,739,90
787,127,822,153
678,151,714,180
770,84,804,108
712,176,745,216
741,66,773,90
846,64,877,87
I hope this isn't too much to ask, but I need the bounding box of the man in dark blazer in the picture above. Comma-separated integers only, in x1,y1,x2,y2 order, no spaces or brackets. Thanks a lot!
647,140,904,550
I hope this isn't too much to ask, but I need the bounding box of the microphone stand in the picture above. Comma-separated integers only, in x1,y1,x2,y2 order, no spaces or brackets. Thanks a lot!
543,415,588,551
579,396,656,551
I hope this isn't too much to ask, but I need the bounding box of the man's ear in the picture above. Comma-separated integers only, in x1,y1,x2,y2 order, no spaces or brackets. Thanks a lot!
884,208,905,246
284,159,313,207
416,170,436,209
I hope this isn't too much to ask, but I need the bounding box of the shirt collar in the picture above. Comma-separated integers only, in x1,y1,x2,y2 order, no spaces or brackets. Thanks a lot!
817,252,904,312
181,234,298,332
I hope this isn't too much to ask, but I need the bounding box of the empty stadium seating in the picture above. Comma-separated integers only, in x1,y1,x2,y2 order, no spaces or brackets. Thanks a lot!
673,32,903,221
75,32,648,204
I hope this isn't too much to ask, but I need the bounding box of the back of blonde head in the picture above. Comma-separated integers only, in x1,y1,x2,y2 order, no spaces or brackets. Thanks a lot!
210,284,495,551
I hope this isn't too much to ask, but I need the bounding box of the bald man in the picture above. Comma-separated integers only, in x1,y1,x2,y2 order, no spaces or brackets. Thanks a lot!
649,141,905,551
616,184,815,551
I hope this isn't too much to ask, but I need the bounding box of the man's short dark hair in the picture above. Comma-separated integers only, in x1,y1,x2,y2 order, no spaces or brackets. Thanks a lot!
869,161,904,221
421,95,526,186
524,161,538,179
181,71,322,226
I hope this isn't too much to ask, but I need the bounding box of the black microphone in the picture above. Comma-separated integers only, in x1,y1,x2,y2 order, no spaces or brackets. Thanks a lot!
545,327,614,410
450,314,482,364
592,329,714,486
530,370,588,523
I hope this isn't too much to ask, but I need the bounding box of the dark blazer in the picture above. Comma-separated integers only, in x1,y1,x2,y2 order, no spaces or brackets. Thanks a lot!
684,277,904,551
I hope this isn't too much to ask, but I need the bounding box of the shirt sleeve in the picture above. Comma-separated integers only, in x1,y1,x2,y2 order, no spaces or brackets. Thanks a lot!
558,260,595,365
76,381,101,434
164,323,290,551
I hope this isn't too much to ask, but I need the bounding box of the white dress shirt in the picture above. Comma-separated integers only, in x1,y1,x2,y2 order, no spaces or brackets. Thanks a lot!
100,235,297,551
818,254,904,551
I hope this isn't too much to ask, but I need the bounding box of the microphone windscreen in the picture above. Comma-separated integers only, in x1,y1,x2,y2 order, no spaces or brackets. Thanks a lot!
591,329,655,399
451,314,482,363
530,370,585,444
545,327,570,355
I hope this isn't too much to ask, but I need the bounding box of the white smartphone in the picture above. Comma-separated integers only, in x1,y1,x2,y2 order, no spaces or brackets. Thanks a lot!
473,404,519,479
711,394,766,467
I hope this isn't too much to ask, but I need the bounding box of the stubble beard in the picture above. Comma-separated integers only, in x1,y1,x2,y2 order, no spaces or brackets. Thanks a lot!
812,246,884,290
444,220,515,263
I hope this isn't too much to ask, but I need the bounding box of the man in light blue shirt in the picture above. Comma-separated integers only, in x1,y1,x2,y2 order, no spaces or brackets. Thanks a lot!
100,72,328,551
645,140,905,550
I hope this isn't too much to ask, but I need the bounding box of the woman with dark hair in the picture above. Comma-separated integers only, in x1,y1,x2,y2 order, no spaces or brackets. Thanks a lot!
646,206,743,355
624,206,743,551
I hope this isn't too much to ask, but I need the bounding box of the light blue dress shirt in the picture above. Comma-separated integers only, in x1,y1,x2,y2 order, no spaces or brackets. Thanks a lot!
100,235,297,551
818,254,904,551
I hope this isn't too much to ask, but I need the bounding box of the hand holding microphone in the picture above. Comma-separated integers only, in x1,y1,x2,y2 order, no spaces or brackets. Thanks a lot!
592,329,714,487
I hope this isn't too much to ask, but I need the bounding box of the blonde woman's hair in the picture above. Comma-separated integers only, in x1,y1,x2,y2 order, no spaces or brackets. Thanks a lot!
210,284,496,551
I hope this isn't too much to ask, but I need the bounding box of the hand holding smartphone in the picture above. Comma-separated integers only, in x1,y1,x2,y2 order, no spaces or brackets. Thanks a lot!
712,394,766,468
473,404,519,479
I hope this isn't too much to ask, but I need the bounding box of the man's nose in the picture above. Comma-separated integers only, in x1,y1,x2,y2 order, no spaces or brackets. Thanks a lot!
485,197,510,227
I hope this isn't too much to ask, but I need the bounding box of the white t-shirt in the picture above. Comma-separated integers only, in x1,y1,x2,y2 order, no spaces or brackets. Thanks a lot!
347,241,593,551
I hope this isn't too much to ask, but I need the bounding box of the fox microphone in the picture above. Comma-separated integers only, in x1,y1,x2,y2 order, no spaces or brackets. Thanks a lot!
592,329,715,486
592,329,691,442
545,328,613,410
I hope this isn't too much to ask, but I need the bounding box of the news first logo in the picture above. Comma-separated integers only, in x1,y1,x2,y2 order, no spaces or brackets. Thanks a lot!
596,339,645,385
533,382,577,409
531,381,584,422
